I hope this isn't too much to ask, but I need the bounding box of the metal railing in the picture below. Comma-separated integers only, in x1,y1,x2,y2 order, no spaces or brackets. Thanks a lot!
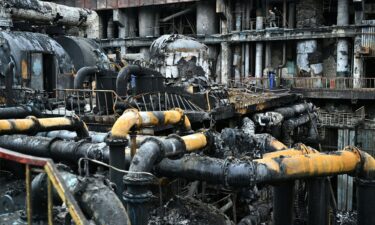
44,89,124,117
318,107,365,128
284,77,375,90
0,147,90,225
235,77,375,91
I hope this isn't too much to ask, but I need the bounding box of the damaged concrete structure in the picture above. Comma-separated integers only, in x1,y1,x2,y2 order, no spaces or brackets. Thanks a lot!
0,0,375,225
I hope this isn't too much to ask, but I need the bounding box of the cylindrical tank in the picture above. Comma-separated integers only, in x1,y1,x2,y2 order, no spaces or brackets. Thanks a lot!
0,31,75,92
54,36,110,71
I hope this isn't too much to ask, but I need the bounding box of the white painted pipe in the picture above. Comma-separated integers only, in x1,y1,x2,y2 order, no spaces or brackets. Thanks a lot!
5,0,99,38
255,16,264,78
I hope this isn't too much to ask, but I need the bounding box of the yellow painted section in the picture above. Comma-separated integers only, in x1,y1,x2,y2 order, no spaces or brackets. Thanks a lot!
0,121,13,130
139,112,160,126
21,60,28,80
111,109,140,138
270,139,287,151
263,147,318,158
182,133,207,152
256,150,362,178
111,109,191,139
163,110,184,125
12,119,34,131
39,118,72,128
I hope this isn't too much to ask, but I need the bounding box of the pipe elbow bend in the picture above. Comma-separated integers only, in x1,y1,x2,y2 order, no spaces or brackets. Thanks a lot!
74,66,98,89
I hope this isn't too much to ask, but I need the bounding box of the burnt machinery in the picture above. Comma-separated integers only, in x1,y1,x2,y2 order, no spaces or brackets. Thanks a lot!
0,2,369,224
0,31,111,108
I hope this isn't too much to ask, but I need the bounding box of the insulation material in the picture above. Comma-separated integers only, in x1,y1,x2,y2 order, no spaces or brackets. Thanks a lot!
150,34,211,79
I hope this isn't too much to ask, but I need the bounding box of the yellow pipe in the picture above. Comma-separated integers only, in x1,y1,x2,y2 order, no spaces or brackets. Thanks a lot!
182,133,208,152
111,108,191,139
0,116,88,137
263,144,318,158
269,139,287,151
111,109,140,139
254,148,375,181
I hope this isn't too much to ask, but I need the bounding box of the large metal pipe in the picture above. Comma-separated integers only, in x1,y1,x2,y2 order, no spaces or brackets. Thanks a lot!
124,132,210,225
73,66,98,89
282,112,317,146
0,135,107,162
110,108,191,139
108,108,191,198
0,105,42,119
274,103,314,119
31,170,130,225
155,147,375,186
38,130,108,143
0,116,89,138
3,0,99,38
116,65,164,96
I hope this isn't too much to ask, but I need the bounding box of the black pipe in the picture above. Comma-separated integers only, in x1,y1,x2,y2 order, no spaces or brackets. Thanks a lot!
282,113,317,146
154,152,373,187
274,103,314,119
38,130,107,143
273,182,294,225
106,138,127,199
116,65,163,96
307,178,329,225
0,105,42,119
74,66,98,89
31,169,130,225
0,135,107,163
123,135,187,225
5,62,14,106
357,179,375,225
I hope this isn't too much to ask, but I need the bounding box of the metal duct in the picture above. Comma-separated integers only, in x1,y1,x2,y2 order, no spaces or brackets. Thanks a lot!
2,0,99,38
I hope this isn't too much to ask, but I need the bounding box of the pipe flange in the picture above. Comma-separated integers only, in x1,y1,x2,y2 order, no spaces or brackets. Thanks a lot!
141,137,166,162
106,136,128,146
222,156,234,187
123,190,153,203
26,116,41,135
123,173,154,186
166,134,187,154
343,146,364,176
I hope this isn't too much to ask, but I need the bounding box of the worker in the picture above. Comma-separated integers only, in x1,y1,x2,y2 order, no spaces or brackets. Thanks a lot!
268,9,277,28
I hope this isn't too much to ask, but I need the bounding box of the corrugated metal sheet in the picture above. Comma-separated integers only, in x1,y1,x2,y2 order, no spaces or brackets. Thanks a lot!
357,128,375,156
76,0,197,9
362,20,375,56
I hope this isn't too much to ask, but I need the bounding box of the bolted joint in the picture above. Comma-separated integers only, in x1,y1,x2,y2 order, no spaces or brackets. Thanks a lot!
166,134,187,157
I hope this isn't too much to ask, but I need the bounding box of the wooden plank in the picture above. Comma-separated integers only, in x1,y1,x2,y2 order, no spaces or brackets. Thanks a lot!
84,0,97,9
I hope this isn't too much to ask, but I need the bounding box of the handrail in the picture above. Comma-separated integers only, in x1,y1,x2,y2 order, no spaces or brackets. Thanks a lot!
231,77,375,90
0,147,90,225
